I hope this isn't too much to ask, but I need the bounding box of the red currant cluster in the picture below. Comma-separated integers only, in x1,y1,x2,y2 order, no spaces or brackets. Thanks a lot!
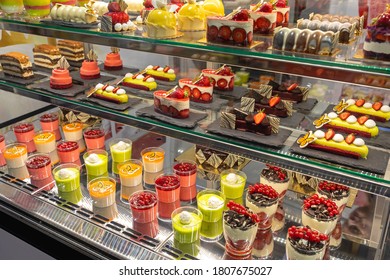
266,164,287,181
84,128,105,138
227,201,260,223
288,226,328,243
318,181,349,193
57,141,78,152
248,183,279,199
303,194,339,217
132,192,157,208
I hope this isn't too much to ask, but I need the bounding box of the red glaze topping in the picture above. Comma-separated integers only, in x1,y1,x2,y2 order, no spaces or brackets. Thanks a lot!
173,161,197,176
26,155,51,169
14,123,34,133
57,141,79,152
155,175,180,190
84,128,105,139
40,113,59,123
232,9,250,21
130,191,157,209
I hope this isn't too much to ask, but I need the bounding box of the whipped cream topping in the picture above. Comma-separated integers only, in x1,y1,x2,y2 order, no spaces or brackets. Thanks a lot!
146,77,155,83
226,173,238,183
136,74,145,80
157,67,164,71
381,105,390,112
313,130,325,138
113,141,130,151
333,134,344,142
364,119,376,128
346,99,355,105
106,85,114,92
146,65,153,69
207,196,223,209
327,112,337,119
179,211,192,225
58,169,74,179
167,69,175,74
346,115,357,124
353,138,365,146
116,89,126,95
95,83,104,90
86,153,102,164
363,102,372,109
125,73,133,78
136,16,143,24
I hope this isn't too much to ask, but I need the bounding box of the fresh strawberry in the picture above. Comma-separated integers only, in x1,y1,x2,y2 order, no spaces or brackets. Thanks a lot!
160,104,169,114
276,11,284,24
256,17,271,31
254,111,266,124
325,129,335,140
169,106,179,117
284,11,289,22
355,99,365,107
287,83,298,91
232,28,247,44
357,115,369,125
376,12,390,28
372,102,383,111
182,85,191,95
207,25,218,41
217,78,228,89
229,77,234,89
259,3,273,13
247,31,253,44
232,10,250,21
339,111,350,120
202,76,211,86
192,88,201,99
154,97,161,108
179,109,190,118
275,0,287,8
201,92,212,102
269,96,281,107
345,133,355,144
218,26,232,40
108,2,121,12
143,0,154,9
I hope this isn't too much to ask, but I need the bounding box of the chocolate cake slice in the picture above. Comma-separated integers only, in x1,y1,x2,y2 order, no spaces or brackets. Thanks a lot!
267,80,309,103
241,95,293,118
33,44,62,69
57,40,85,67
0,52,34,79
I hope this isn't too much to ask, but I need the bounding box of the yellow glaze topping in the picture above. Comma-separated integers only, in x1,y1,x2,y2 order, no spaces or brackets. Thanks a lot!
146,6,176,28
203,0,225,17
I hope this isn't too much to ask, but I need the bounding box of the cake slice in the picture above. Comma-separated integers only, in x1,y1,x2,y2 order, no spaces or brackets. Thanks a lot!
92,83,128,104
0,52,34,79
241,92,293,118
333,99,390,123
33,44,62,69
178,74,213,103
122,72,157,91
57,39,85,67
145,65,176,82
202,64,234,91
154,86,189,119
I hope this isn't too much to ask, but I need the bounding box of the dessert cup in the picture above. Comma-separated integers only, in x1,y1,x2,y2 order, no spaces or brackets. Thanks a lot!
272,202,285,232
3,143,28,169
220,169,247,199
62,122,85,153
109,138,132,174
197,189,225,242
33,131,58,165
0,135,6,167
223,201,259,260
286,226,328,260
56,141,81,166
133,219,159,238
88,176,117,220
83,126,105,150
143,170,163,189
171,207,203,257
155,173,181,221
83,149,108,182
0,0,24,15
173,160,197,203
141,147,165,173
26,153,55,191
53,163,82,204
23,0,51,18
40,113,61,141
129,190,158,224
118,159,143,203
13,122,36,153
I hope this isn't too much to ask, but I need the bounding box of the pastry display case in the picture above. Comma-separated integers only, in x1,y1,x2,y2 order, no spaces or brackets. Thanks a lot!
0,0,389,260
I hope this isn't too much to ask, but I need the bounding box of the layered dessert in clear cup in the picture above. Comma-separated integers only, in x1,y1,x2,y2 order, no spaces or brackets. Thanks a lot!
129,190,158,224
141,147,165,173
118,159,143,203
83,126,105,150
26,153,54,191
155,173,180,221
220,169,247,199
0,0,24,15
223,201,259,260
23,0,51,18
88,176,117,220
40,113,61,141
173,160,197,203
53,163,83,204
172,206,203,257
13,122,36,153
56,141,81,166
3,143,29,180
286,225,328,260
33,131,59,165
245,183,278,258
62,122,85,153
197,189,225,242
83,149,108,182
109,138,132,174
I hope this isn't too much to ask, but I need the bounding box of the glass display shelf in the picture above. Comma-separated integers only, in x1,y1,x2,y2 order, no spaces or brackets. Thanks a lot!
1,76,389,198
0,17,389,89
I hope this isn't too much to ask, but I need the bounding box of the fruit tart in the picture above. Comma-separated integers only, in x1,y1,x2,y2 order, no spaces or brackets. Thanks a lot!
154,86,190,119
92,83,129,104
179,74,213,103
144,65,176,82
101,0,135,32
202,64,234,91
297,129,369,159
313,112,379,138
249,2,277,34
207,8,254,46
122,71,157,91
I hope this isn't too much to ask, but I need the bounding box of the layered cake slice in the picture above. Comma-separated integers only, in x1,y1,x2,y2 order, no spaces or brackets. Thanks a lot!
297,129,369,159
333,99,390,122
266,81,309,103
57,39,85,67
122,71,157,91
0,52,34,79
313,112,379,138
202,65,234,91
33,44,62,69
154,86,190,119
80,50,100,79
179,74,213,103
241,94,293,118
274,0,290,27
92,83,128,103
50,56,73,89
145,65,176,82
249,2,277,34
207,8,253,46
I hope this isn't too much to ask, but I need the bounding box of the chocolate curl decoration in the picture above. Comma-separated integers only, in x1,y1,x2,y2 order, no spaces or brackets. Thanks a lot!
87,49,98,61
119,0,128,11
111,47,120,54
56,56,70,70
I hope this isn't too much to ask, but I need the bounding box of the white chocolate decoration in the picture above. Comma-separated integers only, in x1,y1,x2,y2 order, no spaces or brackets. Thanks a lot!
364,119,376,128
146,78,155,83
363,102,372,109
346,99,355,105
106,86,114,92
168,69,175,74
146,65,153,69
157,67,164,71
179,211,192,225
226,173,238,183
122,23,129,31
314,130,325,139
136,75,144,80
381,105,390,112
333,134,344,142
327,112,337,119
346,115,357,124
125,73,133,78
95,83,104,90
207,196,223,209
114,23,122,32
116,89,126,95
353,138,365,146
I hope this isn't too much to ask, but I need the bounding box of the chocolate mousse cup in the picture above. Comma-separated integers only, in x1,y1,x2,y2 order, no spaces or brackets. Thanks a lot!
26,153,55,191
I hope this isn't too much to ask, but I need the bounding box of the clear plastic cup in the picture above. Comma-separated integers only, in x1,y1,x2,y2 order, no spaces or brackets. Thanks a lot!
141,147,165,173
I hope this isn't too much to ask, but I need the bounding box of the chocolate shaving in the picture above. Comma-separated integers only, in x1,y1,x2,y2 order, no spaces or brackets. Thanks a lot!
87,49,98,61
220,112,236,129
56,56,70,70
289,237,325,255
268,115,280,134
223,210,256,231
241,97,255,112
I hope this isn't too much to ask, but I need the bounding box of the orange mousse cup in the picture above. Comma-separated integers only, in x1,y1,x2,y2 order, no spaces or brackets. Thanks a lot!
3,143,28,169
62,122,85,153
141,147,165,173
88,177,117,219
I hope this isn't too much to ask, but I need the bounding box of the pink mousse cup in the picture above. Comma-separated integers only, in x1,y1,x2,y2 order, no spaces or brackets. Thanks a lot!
155,173,181,221
173,160,197,203
26,153,55,191
83,126,105,150
56,141,81,165
40,113,61,141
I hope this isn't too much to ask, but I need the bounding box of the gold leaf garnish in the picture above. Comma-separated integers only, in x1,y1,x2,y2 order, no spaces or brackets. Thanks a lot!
333,99,350,114
297,131,317,148
313,114,331,128
111,47,120,54
87,49,98,61
56,56,70,70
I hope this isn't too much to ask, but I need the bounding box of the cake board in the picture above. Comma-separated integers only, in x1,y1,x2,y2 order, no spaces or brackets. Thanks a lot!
214,86,248,100
136,106,208,129
207,119,292,148
98,65,140,77
0,72,47,86
29,81,89,97
76,94,142,111
70,72,117,86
